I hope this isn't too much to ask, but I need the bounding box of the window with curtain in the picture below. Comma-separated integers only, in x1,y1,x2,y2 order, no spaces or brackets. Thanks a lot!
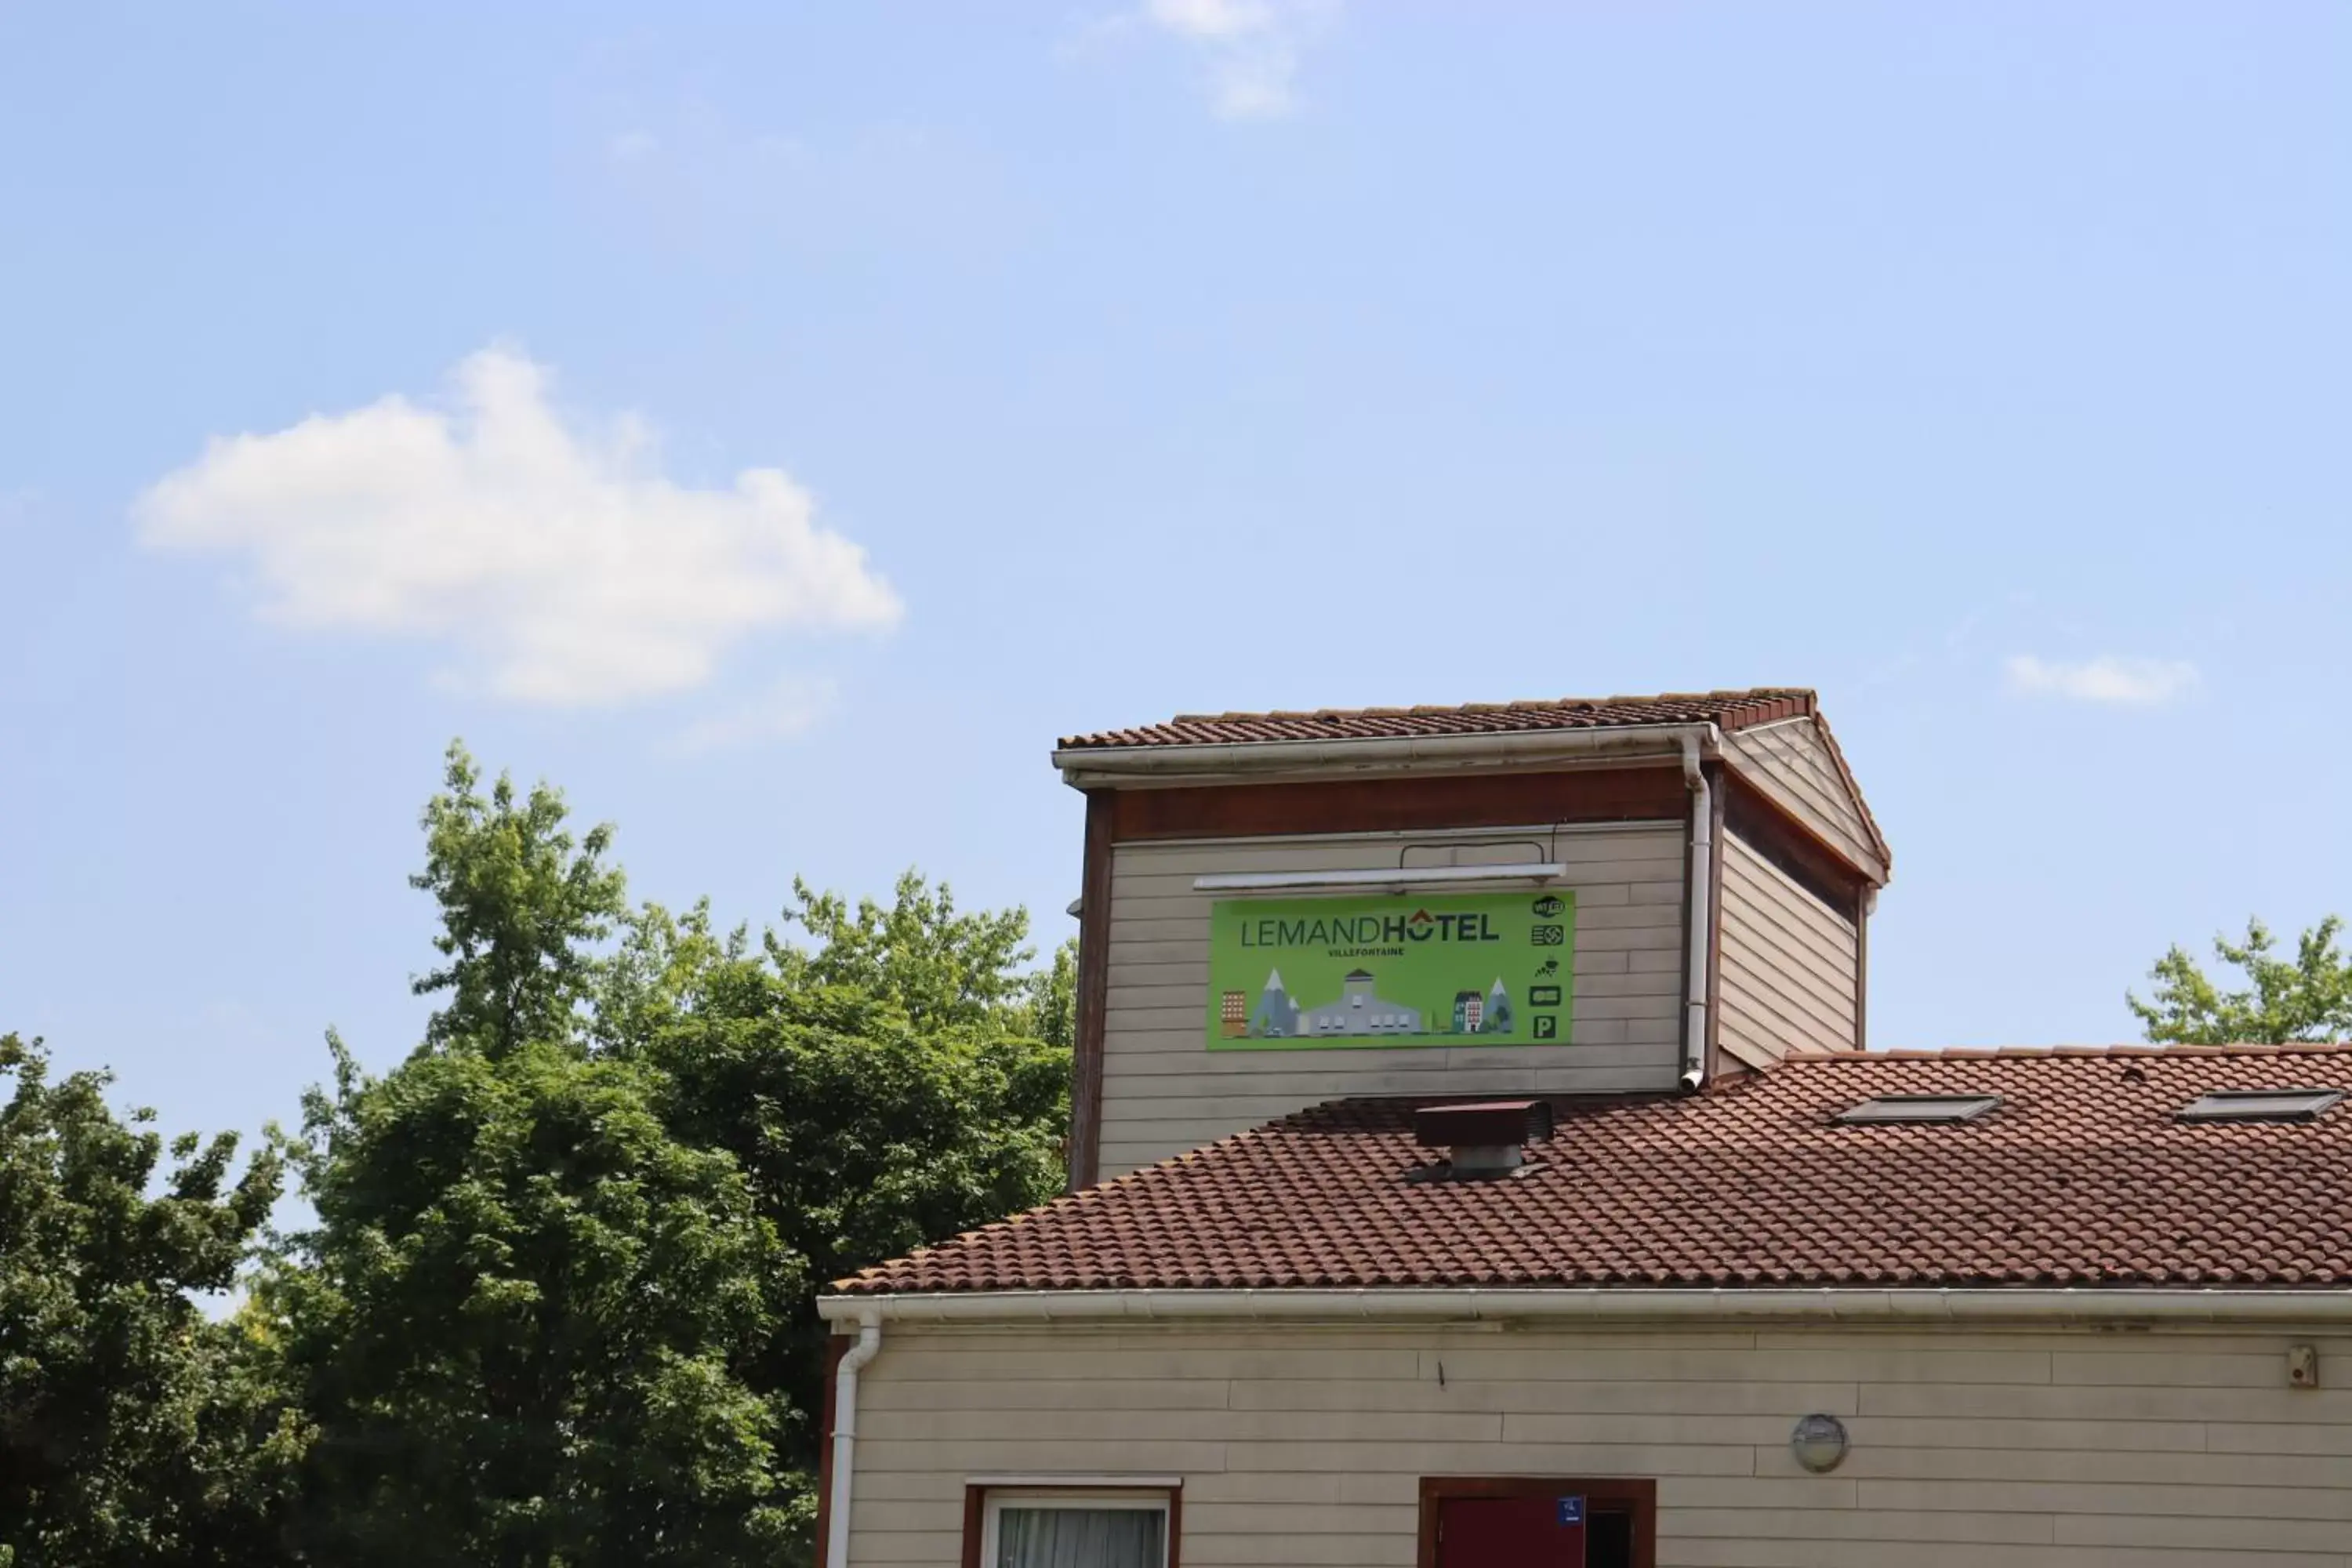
983,1493,1170,1568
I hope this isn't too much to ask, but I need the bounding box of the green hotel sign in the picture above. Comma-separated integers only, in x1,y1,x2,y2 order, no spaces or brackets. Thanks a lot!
1206,890,1576,1051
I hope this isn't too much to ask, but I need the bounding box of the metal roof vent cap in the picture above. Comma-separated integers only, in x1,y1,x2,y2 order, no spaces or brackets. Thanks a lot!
1414,1099,1553,1178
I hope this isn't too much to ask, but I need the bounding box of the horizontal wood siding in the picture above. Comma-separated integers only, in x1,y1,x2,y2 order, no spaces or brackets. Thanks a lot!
848,1321,2352,1566
1720,720,1885,884
1099,824,1686,1176
1718,829,1859,1066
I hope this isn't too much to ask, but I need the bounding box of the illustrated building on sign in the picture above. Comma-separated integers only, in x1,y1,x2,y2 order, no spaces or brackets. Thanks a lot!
1220,989,1248,1037
1479,976,1514,1034
1453,989,1483,1033
1247,970,1299,1037
1298,969,1422,1038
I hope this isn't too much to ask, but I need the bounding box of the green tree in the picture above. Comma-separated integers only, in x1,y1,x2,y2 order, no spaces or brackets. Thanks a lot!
648,972,1068,1457
274,1035,799,1568
2130,916,2352,1044
412,742,630,1056
0,1034,305,1568
591,898,748,1059
285,744,1073,1565
1012,938,1079,1052
768,871,1040,1036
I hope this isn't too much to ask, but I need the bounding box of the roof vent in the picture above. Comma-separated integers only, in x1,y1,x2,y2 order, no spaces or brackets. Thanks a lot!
2176,1088,2345,1124
1414,1099,1553,1177
1834,1094,2001,1126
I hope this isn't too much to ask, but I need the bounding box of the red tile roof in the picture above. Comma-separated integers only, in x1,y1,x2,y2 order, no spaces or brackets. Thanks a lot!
836,1045,2352,1296
1057,688,1820,751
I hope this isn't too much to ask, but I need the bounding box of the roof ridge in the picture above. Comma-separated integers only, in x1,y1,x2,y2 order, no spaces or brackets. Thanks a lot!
1778,1040,2352,1062
1154,686,1814,730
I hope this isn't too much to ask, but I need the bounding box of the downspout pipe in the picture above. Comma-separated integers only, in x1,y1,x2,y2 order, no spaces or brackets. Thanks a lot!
1679,730,1717,1089
826,1312,883,1568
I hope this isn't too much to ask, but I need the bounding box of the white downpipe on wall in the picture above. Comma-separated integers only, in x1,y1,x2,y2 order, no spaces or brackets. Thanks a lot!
818,1287,2352,1327
1679,730,1715,1088
825,1312,883,1568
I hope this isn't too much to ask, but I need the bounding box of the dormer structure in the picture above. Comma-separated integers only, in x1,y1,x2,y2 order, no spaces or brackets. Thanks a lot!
1054,688,1889,1185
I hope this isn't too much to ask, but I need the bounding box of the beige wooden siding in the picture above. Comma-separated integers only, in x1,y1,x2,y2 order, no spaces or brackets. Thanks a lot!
848,1320,2352,1566
1721,720,1886,884
1099,823,1687,1177
1717,829,1859,1066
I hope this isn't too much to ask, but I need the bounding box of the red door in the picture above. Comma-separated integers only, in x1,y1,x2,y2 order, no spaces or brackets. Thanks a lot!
1436,1494,1585,1567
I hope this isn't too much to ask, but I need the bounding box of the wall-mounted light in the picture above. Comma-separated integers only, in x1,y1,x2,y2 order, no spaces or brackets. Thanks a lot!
1192,863,1566,894
1790,1413,1849,1473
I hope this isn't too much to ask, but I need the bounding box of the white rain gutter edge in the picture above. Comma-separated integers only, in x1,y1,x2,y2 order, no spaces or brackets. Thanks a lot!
1052,724,1719,787
818,1287,2352,1326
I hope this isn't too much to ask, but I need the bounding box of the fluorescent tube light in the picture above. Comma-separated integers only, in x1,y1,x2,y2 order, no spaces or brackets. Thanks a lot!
1192,863,1566,893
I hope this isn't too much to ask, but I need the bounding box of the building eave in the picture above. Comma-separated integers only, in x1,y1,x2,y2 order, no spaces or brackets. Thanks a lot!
818,1285,2352,1328
1052,723,1720,789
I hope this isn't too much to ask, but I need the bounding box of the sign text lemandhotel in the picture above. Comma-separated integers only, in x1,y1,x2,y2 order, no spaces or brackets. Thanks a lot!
1206,891,1577,1051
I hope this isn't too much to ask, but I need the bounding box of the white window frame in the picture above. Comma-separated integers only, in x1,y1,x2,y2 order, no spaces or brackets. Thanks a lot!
977,1487,1173,1568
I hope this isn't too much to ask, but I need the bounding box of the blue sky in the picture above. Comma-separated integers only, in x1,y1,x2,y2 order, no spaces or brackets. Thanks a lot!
4,2,2349,1150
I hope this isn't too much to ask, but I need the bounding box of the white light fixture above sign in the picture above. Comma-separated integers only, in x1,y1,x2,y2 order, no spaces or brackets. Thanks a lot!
1192,863,1567,894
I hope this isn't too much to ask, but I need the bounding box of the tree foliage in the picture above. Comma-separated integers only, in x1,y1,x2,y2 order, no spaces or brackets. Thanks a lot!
1019,936,1079,1052
2130,916,2352,1045
768,871,1040,1036
7,739,1073,1566
591,898,746,1060
270,1036,797,1568
411,743,630,1057
648,975,1068,1443
0,1034,303,1567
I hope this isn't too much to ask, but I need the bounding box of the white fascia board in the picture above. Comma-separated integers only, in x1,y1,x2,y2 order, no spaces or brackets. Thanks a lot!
966,1475,1186,1490
819,1287,2352,1327
1053,724,1716,789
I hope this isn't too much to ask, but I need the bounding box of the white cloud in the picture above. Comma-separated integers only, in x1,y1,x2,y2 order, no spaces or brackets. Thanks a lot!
673,674,840,754
2003,655,2201,706
1142,0,1338,120
135,347,902,706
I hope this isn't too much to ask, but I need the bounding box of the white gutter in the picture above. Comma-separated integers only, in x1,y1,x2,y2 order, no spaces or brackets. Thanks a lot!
818,1287,2352,1327
1052,724,1717,788
825,1311,882,1568
1679,730,1716,1088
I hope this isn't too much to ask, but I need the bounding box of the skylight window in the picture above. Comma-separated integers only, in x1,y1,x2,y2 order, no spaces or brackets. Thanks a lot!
2176,1088,2345,1124
1834,1094,2001,1126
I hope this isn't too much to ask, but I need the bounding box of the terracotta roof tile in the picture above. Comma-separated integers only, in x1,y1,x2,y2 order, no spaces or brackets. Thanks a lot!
836,1045,2352,1296
1057,688,1818,751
